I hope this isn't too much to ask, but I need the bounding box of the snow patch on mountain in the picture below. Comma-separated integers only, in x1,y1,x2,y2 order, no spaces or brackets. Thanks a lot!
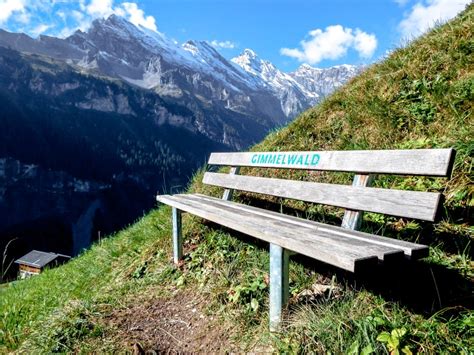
290,63,362,98
70,15,361,118
0,13,362,121
231,49,315,117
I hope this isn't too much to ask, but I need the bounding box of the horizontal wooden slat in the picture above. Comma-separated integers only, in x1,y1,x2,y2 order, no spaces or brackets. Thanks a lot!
189,194,429,259
157,194,384,272
183,194,406,262
208,149,455,177
203,172,441,221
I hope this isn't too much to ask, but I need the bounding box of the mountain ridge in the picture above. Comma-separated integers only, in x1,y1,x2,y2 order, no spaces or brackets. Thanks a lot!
0,14,361,119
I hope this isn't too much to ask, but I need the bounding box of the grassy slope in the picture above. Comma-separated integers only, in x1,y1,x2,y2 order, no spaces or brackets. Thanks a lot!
1,5,473,353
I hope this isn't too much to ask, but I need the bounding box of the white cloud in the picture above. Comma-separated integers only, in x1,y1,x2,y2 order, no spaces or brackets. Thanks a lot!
399,0,470,38
72,10,84,22
120,2,157,32
0,0,159,37
281,25,377,65
30,24,51,37
79,0,86,12
394,0,411,5
0,0,26,23
209,40,236,49
15,9,29,23
60,1,159,36
353,29,378,58
56,10,66,21
86,0,113,17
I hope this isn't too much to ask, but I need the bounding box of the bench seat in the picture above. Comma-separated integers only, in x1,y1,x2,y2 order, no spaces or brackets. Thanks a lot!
157,193,429,272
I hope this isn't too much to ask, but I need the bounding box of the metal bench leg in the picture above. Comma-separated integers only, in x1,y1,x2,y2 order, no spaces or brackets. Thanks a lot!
269,243,289,331
172,207,182,264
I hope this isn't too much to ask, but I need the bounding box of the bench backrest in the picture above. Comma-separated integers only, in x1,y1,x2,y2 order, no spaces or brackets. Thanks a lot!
204,149,455,222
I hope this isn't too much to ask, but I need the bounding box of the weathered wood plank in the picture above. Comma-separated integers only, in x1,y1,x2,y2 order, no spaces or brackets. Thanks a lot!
186,194,428,259
184,194,404,262
202,172,441,221
208,149,455,177
157,194,394,271
341,174,374,230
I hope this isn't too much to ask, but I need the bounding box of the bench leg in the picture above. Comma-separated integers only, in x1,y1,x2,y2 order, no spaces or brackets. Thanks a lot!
269,243,289,332
172,207,183,264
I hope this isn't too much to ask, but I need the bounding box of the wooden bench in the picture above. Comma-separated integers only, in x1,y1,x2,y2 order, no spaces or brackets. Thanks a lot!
156,148,455,330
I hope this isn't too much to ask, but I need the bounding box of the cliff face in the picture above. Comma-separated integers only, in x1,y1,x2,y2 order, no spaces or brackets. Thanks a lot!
0,156,156,262
0,158,95,257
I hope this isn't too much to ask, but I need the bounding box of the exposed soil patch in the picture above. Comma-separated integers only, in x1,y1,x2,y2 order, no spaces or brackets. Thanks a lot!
103,289,237,353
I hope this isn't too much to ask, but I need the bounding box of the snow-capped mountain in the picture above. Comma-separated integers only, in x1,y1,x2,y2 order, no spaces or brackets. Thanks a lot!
231,49,362,117
290,63,362,98
231,49,315,117
66,16,256,92
0,14,361,124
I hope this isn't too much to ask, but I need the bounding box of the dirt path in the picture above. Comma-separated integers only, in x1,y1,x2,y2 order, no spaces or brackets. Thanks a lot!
102,289,237,353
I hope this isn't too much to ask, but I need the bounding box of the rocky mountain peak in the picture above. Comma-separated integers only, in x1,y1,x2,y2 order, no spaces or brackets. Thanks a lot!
289,63,362,99
242,48,257,58
94,14,143,34
76,13,169,55
89,14,134,36
231,48,273,77
232,48,258,64
182,39,216,55
181,39,244,79
295,63,322,74
104,13,126,25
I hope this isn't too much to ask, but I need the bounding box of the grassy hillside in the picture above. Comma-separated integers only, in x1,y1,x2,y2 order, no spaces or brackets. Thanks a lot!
1,5,473,353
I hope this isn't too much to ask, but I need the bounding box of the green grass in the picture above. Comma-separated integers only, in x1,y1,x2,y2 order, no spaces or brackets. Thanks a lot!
0,208,175,351
1,4,473,353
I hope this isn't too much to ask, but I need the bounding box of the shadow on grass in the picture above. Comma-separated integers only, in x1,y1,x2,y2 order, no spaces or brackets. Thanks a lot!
293,254,473,317
195,216,472,319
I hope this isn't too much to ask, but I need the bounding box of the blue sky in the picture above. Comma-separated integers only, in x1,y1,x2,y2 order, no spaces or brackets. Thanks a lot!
0,0,470,71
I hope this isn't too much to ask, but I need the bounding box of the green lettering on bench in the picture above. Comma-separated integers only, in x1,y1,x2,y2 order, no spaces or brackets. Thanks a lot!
250,152,320,166
287,154,298,164
304,154,310,165
276,154,283,164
